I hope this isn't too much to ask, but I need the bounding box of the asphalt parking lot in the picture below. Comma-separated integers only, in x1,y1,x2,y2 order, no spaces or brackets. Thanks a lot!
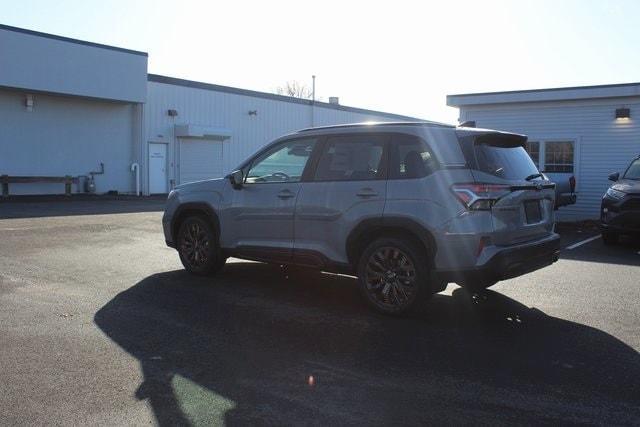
1,199,639,425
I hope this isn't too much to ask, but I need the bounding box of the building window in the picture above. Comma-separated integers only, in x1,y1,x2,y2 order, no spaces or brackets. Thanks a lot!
544,141,574,173
525,141,540,167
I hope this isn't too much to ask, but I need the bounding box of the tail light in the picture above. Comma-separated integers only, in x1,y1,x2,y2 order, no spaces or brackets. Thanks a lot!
451,183,511,210
569,176,576,193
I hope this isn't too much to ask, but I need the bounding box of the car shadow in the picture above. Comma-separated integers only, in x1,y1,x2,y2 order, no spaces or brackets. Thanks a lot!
95,262,640,425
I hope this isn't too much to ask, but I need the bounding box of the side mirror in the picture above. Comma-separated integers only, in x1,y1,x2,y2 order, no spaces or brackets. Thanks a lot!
227,170,244,189
608,172,620,182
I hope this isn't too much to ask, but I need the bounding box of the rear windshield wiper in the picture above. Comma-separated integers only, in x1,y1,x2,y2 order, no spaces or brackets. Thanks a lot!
525,173,544,181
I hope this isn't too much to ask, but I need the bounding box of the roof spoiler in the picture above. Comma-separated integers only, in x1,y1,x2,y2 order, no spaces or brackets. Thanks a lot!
458,120,476,128
474,132,527,147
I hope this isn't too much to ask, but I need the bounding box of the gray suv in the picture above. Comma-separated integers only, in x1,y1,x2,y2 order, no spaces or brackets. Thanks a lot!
163,122,560,314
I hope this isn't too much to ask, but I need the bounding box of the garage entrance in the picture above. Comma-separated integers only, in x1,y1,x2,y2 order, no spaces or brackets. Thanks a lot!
179,139,223,185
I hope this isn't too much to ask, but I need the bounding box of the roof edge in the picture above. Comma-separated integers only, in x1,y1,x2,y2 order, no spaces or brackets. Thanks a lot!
0,23,148,57
147,74,421,121
448,81,640,107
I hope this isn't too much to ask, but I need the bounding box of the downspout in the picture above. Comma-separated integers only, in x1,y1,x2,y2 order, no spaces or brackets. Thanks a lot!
131,163,140,196
139,102,147,195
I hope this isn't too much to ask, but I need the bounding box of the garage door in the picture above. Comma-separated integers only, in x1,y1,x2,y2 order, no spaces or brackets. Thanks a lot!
179,139,223,184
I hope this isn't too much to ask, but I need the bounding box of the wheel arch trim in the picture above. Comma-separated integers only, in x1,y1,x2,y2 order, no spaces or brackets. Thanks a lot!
171,202,221,243
345,217,437,266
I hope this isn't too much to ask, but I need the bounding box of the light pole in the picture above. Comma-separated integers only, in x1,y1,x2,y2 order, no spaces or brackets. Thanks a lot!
311,75,316,127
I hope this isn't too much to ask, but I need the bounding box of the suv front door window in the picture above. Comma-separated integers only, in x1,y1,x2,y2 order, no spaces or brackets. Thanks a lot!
246,139,316,183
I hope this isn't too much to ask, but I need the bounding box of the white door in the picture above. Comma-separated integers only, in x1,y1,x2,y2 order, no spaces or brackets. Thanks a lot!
179,139,223,184
149,143,168,194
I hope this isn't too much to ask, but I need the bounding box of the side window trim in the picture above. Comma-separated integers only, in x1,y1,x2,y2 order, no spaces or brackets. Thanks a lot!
300,135,327,182
306,132,390,183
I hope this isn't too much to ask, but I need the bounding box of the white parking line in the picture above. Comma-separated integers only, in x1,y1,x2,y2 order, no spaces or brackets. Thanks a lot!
565,235,601,250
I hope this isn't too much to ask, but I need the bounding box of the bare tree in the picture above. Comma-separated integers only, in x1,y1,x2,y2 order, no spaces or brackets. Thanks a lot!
276,81,313,99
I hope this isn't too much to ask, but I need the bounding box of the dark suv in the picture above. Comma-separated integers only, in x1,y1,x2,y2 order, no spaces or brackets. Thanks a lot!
601,155,640,244
163,122,560,314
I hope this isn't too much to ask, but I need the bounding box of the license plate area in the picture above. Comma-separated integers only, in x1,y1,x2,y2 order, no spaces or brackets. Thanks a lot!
524,200,542,224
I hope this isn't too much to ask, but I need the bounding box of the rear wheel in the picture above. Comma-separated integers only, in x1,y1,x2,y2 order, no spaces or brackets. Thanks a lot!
357,237,430,315
602,231,619,245
177,216,226,275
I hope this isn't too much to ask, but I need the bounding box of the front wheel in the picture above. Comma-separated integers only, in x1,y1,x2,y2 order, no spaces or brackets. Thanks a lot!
177,216,226,276
357,237,431,315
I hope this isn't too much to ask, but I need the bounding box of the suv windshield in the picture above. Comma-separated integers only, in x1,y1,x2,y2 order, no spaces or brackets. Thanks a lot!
623,159,640,180
459,133,539,180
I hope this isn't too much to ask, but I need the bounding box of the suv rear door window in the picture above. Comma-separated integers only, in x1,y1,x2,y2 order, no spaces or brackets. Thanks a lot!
314,135,386,181
389,134,438,179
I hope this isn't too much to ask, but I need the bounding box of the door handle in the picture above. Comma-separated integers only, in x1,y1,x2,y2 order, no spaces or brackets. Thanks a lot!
356,188,378,198
277,189,295,199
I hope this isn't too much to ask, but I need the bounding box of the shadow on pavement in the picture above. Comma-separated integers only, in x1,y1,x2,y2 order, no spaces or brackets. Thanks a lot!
0,197,166,219
95,262,640,425
560,234,640,267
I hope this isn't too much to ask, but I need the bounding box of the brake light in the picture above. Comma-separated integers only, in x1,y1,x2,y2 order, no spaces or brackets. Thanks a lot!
569,176,576,193
451,183,511,210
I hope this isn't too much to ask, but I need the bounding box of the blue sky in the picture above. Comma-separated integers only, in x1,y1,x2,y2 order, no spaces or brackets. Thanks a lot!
2,0,639,122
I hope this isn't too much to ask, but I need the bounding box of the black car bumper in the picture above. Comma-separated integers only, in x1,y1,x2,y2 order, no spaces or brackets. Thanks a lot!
601,220,640,234
601,196,640,234
434,233,561,288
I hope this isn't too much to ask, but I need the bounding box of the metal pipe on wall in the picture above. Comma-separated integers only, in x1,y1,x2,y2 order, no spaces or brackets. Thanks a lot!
131,163,140,196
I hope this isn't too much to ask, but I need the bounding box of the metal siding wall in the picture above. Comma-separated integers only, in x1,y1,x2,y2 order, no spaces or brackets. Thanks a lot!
0,88,136,195
145,82,398,193
0,28,147,103
460,98,640,220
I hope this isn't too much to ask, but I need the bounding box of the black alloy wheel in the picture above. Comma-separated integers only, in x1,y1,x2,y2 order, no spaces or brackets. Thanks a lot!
357,237,430,315
178,216,226,275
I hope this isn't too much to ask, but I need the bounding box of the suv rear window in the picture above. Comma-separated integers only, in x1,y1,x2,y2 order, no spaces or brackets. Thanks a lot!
459,133,539,180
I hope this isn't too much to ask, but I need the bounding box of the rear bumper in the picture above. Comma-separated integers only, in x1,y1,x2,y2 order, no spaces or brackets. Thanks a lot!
434,233,560,287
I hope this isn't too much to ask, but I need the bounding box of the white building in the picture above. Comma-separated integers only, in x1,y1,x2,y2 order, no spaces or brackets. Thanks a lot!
0,24,417,196
448,84,640,220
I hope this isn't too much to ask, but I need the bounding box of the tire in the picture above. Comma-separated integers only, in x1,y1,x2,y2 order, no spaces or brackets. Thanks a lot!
602,231,619,245
177,216,226,276
356,237,431,315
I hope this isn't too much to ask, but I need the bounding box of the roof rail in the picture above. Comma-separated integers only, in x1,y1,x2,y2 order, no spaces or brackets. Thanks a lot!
296,121,454,133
